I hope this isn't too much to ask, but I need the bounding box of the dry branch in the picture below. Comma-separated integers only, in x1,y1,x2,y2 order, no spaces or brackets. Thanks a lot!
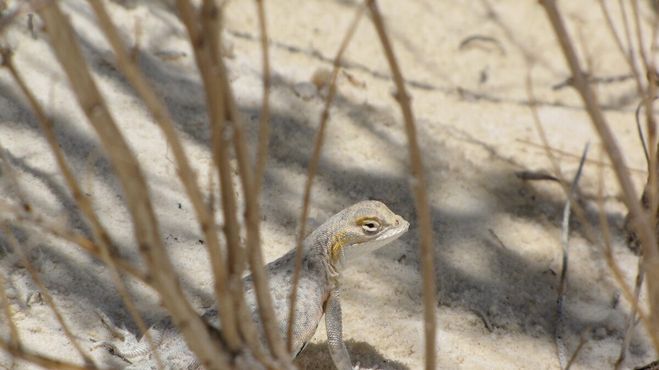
0,46,162,370
1,223,96,368
176,1,284,366
555,144,588,370
540,0,659,350
527,66,653,348
0,271,21,355
0,148,95,367
86,1,259,365
564,330,589,370
286,1,366,352
35,2,229,368
0,199,146,282
254,0,272,194
616,254,645,369
218,8,293,368
367,1,438,369
0,341,90,370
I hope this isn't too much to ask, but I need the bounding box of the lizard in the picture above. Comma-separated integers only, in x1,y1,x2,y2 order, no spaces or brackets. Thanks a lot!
96,200,409,370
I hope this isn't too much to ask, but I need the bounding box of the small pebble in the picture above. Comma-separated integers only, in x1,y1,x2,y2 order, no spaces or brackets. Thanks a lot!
311,68,331,90
293,82,317,101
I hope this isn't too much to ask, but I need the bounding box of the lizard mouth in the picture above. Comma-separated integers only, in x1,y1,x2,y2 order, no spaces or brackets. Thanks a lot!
342,217,409,262
376,219,409,241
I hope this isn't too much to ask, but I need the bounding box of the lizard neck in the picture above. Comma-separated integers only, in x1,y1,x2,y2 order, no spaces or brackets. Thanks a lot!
304,218,347,278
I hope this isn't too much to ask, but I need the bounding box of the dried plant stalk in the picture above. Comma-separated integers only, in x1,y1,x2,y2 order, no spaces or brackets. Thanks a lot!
540,0,659,351
175,0,246,354
254,0,272,192
526,67,652,347
366,1,437,369
555,144,588,369
286,1,366,352
176,1,281,365
0,199,146,282
0,148,95,367
238,4,291,355
213,5,292,366
85,1,252,364
0,271,21,353
0,341,90,370
1,223,96,367
35,2,229,368
1,47,163,370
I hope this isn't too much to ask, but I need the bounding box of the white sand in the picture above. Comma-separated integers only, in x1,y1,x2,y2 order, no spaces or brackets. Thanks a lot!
0,0,655,369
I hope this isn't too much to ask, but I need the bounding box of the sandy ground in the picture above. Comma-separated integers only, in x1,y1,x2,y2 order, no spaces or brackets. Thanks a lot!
0,0,656,369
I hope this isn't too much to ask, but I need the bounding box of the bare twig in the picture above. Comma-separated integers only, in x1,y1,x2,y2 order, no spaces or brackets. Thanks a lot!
0,271,21,352
0,340,90,370
254,0,272,194
488,228,508,249
540,0,659,350
286,1,366,352
617,0,638,77
630,0,650,74
598,0,632,65
631,0,659,289
0,46,162,370
615,254,645,369
515,138,647,175
216,0,292,363
592,143,649,370
177,1,278,365
555,143,588,370
526,66,652,340
515,170,560,182
367,1,437,369
0,200,146,282
635,97,653,165
36,3,229,368
0,149,96,367
87,2,246,364
565,329,589,370
597,0,645,96
2,223,96,368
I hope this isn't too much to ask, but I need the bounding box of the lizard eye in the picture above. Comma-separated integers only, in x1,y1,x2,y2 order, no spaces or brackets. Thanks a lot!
361,220,380,234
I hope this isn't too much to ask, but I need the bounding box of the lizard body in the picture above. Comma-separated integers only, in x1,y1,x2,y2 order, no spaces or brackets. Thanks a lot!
102,200,409,370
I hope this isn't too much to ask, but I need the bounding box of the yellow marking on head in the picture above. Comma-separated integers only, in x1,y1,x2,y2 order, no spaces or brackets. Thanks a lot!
330,230,347,263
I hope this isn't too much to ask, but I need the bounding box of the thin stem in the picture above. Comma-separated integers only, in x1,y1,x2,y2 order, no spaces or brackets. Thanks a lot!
367,1,437,369
285,2,366,352
540,0,659,350
175,0,244,353
0,148,96,367
254,0,272,195
0,271,21,353
36,3,229,368
1,47,162,370
526,66,653,343
0,339,90,370
87,2,239,362
2,223,96,368
555,144,588,370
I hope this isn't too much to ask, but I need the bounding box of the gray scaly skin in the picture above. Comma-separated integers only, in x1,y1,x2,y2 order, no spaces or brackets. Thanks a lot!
103,200,409,370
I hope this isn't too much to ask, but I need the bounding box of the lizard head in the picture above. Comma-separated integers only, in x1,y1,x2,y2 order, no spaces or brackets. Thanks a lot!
328,200,409,265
